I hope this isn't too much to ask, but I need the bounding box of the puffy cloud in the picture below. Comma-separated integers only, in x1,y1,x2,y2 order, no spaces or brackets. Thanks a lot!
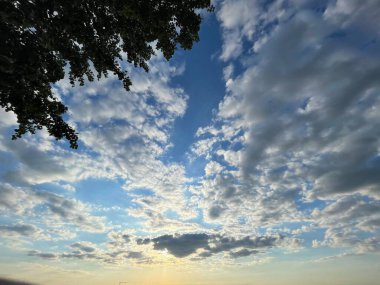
204,161,225,177
189,0,380,255
107,230,132,249
310,195,380,252
229,248,258,258
324,0,380,35
1,0,380,271
0,183,106,234
0,224,43,239
312,196,380,232
0,137,113,185
0,184,40,214
216,1,380,201
127,206,201,234
217,0,290,60
35,191,106,232
0,47,194,244
26,232,151,265
70,242,97,253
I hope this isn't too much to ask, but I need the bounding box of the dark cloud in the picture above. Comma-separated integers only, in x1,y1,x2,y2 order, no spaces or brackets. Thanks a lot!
121,234,131,243
140,233,281,258
1,140,68,186
28,249,103,262
28,250,57,259
205,235,280,257
136,238,152,245
229,249,258,258
70,242,96,253
222,185,237,199
149,233,210,258
60,252,101,261
198,251,213,258
208,204,225,219
125,251,144,259
0,224,38,237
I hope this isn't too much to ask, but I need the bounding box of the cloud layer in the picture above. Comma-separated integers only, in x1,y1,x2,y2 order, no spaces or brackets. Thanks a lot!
0,0,379,276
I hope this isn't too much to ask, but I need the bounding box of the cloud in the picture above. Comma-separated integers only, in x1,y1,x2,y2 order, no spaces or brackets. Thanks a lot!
208,204,226,219
125,251,144,259
26,234,148,265
0,183,106,234
213,3,380,178
229,249,258,258
107,230,132,249
187,0,380,257
70,242,97,253
218,1,380,200
312,252,362,263
0,48,192,228
34,191,106,232
28,251,58,260
0,184,40,214
312,195,380,232
1,0,380,271
0,137,113,185
217,0,290,60
139,233,283,258
311,195,380,252
0,41,202,266
0,224,42,238
141,233,210,258
324,0,380,35
217,0,264,60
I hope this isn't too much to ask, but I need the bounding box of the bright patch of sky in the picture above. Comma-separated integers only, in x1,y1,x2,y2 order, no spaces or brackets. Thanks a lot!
1,1,380,285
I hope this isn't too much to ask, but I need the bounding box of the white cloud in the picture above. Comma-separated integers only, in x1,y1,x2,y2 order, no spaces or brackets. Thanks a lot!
0,183,106,234
1,0,380,270
190,0,380,252
217,0,289,61
217,0,261,60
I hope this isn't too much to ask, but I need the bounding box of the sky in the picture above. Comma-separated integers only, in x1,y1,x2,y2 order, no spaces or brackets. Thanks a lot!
1,1,380,285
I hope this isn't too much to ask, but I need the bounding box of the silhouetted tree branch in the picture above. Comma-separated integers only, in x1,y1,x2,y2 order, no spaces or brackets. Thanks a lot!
0,0,213,148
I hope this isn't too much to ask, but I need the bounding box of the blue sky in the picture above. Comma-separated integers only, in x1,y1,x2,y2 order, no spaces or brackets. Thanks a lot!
1,1,380,285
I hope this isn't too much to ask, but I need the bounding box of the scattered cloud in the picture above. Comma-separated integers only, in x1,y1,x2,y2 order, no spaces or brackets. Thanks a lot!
0,0,379,274
0,224,44,239
0,183,106,234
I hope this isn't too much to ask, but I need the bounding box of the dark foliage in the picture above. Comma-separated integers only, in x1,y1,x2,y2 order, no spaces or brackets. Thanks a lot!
0,277,35,285
0,0,212,148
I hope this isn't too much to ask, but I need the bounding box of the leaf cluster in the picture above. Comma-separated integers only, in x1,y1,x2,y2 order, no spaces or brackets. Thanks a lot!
0,0,212,148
